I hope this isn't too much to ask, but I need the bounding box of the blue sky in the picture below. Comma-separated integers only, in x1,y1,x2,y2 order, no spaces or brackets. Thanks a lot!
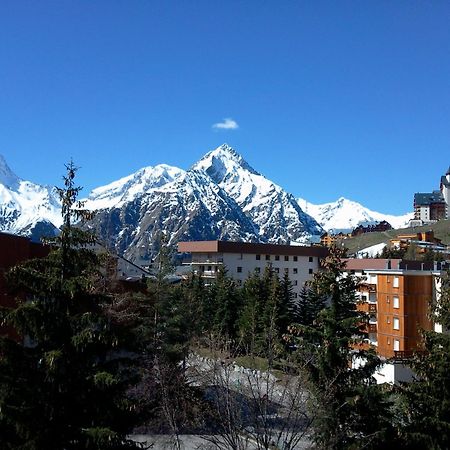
1,1,449,214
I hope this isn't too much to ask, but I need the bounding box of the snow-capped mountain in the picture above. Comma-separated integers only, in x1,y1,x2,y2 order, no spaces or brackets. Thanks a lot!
297,197,413,232
86,167,260,262
85,164,186,210
193,144,323,243
0,155,61,239
0,146,414,260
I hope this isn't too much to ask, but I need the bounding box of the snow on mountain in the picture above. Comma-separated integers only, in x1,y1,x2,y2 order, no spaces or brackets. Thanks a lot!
193,144,323,243
84,164,185,210
0,155,61,238
297,197,413,232
87,167,260,262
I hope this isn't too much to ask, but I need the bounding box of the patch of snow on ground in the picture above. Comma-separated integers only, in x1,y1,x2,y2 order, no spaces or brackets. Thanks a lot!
356,242,387,258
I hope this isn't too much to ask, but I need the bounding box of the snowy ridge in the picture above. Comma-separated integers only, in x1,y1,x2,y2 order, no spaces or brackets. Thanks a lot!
0,155,62,238
297,197,413,232
85,164,185,210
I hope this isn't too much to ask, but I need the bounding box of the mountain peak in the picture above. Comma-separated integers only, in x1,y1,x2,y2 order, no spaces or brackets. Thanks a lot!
0,155,20,189
193,144,259,183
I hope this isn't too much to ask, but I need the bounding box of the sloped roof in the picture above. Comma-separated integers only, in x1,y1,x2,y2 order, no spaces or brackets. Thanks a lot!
414,191,444,206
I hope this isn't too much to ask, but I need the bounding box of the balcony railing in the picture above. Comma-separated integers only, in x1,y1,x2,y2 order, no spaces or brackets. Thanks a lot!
393,350,415,360
369,304,377,313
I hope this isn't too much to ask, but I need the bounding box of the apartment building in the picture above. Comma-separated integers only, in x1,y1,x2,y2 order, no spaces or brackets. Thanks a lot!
344,258,445,384
413,166,450,222
178,240,328,297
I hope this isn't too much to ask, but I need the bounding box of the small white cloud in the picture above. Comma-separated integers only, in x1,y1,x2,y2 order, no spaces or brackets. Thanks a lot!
212,118,239,130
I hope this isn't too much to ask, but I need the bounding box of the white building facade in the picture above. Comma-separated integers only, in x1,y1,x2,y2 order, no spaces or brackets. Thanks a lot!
178,241,328,298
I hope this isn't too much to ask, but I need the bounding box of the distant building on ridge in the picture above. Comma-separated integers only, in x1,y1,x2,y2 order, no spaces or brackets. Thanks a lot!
413,166,450,223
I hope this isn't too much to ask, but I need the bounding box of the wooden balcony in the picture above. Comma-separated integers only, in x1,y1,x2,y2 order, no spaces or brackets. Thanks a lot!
359,283,377,293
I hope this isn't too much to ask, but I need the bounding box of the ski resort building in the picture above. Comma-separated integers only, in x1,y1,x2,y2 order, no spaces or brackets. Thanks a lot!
178,240,328,297
343,258,446,384
413,166,450,223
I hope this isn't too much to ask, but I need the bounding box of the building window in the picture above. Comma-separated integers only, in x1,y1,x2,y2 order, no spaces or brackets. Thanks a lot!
293,280,298,286
265,254,270,261
309,256,313,262
275,255,280,261
393,276,399,288
294,293,298,298
284,255,289,261
293,256,298,262
393,296,399,308
255,267,261,273
275,268,280,273
237,266,242,273
293,268,298,274
393,339,400,351
284,268,289,274
393,317,400,330
256,254,261,260
309,268,313,274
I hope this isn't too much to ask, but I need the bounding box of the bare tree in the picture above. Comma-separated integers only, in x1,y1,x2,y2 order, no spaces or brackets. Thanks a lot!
187,345,312,450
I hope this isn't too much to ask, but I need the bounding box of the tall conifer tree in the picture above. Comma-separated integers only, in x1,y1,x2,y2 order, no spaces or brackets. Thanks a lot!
287,247,395,449
0,162,141,449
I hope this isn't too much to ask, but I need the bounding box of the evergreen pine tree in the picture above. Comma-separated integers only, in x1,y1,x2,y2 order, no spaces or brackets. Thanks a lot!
0,162,141,449
288,247,395,449
296,283,327,326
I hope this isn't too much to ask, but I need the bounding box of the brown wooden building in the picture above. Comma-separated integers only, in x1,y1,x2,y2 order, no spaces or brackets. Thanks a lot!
0,232,50,338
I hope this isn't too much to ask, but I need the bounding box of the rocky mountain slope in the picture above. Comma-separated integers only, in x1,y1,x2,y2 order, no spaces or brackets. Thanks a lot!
193,145,323,244
86,167,260,263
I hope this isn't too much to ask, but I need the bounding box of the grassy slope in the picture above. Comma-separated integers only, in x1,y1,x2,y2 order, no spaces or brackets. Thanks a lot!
341,219,450,254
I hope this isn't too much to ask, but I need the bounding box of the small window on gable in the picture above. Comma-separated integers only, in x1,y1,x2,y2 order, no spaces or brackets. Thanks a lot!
265,254,270,261
284,255,289,261
293,256,298,262
275,255,280,261
309,256,313,262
